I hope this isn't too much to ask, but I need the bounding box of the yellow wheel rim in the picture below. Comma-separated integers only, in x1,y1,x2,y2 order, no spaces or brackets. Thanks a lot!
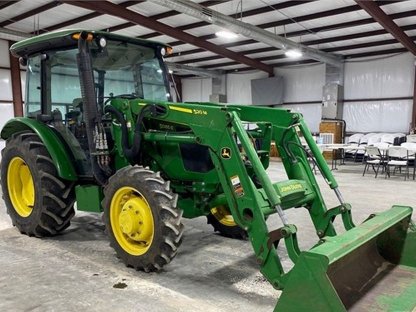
210,206,237,227
110,186,154,256
7,157,35,217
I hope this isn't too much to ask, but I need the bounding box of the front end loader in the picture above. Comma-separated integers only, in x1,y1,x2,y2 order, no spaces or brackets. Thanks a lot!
2,29,416,311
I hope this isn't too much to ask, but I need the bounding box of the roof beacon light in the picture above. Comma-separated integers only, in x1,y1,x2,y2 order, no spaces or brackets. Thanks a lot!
215,30,238,40
285,49,303,59
72,32,93,41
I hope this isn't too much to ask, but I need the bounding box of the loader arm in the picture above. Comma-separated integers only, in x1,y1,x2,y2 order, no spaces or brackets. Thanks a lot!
107,98,416,311
107,99,353,289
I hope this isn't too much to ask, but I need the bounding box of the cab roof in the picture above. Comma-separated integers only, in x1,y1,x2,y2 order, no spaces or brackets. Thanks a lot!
10,29,169,58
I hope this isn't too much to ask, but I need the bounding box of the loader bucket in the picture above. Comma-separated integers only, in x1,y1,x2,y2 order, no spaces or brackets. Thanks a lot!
275,205,416,312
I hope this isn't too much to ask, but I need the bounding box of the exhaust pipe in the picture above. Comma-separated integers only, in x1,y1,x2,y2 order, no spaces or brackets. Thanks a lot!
77,31,107,185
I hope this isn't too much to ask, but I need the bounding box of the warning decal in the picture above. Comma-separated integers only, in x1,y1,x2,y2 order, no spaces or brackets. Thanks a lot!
231,175,244,197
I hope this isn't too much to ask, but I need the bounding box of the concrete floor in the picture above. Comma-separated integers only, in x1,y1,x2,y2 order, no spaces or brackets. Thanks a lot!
0,160,415,312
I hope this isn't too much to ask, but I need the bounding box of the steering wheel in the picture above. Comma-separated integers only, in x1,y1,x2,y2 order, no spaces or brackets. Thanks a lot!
111,93,140,100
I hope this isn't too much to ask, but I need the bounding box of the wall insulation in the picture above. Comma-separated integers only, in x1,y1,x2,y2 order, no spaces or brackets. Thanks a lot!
275,63,325,103
343,53,414,133
281,103,322,133
275,63,325,133
227,71,268,104
181,77,212,102
343,100,412,133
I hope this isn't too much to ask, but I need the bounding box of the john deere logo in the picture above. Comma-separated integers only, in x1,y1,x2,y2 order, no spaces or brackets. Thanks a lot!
221,147,231,159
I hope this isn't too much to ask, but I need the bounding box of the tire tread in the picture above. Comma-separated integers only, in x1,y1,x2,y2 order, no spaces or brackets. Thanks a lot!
1,131,75,237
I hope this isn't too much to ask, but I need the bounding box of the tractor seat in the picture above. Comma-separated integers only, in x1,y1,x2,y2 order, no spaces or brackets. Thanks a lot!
36,114,53,122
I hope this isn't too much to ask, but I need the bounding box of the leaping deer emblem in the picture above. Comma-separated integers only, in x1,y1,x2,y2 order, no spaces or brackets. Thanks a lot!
221,148,231,159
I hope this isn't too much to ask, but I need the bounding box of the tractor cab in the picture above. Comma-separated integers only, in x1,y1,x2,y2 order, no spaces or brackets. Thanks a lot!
9,30,172,177
14,30,172,115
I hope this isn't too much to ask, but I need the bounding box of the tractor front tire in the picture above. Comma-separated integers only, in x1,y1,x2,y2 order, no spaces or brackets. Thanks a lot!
103,166,184,272
207,206,247,240
1,131,75,237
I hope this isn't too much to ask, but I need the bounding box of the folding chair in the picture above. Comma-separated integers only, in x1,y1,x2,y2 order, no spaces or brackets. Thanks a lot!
344,133,364,162
362,146,385,178
401,143,416,179
386,146,410,180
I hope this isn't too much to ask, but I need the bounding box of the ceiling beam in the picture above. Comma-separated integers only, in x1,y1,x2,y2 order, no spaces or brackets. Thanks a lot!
140,0,309,40
0,27,31,41
168,1,408,58
225,59,319,74
39,1,139,33
200,35,413,70
175,24,416,65
165,62,224,78
324,37,414,53
226,47,408,74
167,1,394,47
344,47,407,59
0,1,19,10
62,0,274,75
148,0,343,67
106,0,232,34
0,1,62,28
355,0,416,55
40,12,101,33
168,4,361,47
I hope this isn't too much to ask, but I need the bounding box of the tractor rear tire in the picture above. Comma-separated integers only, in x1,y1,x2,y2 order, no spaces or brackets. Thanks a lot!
1,131,75,237
102,166,184,272
207,206,247,240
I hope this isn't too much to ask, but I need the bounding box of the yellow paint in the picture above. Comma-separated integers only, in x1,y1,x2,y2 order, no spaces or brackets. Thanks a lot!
170,106,193,114
211,206,237,227
280,183,303,193
192,109,208,115
110,186,154,256
7,157,35,217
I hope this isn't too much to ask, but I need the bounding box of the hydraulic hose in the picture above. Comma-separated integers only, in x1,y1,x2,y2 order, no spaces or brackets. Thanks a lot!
105,105,152,165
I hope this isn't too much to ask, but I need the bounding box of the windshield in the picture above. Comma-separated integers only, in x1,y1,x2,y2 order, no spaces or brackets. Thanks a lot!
24,37,171,118
91,39,170,102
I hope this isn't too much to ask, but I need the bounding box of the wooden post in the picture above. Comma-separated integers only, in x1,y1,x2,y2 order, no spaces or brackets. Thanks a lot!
172,74,182,101
8,41,23,117
412,60,416,130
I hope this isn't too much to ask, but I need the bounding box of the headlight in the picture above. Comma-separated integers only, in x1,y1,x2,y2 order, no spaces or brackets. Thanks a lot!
99,37,107,48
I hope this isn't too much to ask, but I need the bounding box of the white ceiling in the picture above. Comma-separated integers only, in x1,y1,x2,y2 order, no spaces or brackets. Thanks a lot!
0,0,415,74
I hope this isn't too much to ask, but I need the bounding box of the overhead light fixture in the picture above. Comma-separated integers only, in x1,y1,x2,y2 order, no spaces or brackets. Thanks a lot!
215,30,238,40
285,49,303,59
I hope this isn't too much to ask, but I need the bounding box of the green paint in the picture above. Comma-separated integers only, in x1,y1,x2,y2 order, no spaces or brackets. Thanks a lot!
75,185,103,213
277,206,416,311
1,118,77,181
4,29,416,311
105,98,416,311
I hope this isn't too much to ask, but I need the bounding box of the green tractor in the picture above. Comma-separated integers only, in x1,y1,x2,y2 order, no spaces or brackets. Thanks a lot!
2,30,416,311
